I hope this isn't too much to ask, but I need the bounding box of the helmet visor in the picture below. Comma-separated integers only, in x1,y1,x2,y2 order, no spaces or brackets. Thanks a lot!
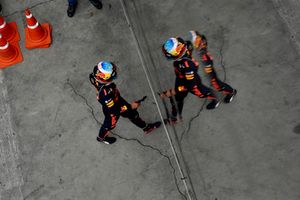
168,41,185,56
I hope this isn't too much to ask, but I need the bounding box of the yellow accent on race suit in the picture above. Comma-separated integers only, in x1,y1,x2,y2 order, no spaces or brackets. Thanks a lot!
185,74,194,80
106,100,114,107
121,105,127,112
204,67,213,73
178,86,186,91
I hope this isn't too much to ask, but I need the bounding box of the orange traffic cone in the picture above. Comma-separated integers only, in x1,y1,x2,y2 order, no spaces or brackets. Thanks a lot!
0,34,23,69
24,8,52,49
0,16,20,43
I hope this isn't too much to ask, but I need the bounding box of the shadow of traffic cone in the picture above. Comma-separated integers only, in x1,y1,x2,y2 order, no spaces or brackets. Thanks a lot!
0,34,23,69
0,15,20,43
24,8,52,49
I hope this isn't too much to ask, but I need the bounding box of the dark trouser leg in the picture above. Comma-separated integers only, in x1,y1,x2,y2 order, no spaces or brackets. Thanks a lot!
129,113,147,129
206,68,234,94
121,104,161,134
190,83,219,109
208,70,237,103
202,52,235,97
68,0,77,5
117,97,147,129
121,106,147,129
169,97,178,118
173,78,189,117
190,83,216,100
98,113,119,139
173,91,188,118
211,77,234,94
67,0,77,17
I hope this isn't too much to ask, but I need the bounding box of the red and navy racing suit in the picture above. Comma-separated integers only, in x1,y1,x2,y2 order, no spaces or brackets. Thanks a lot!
96,82,147,139
171,45,216,117
191,34,235,94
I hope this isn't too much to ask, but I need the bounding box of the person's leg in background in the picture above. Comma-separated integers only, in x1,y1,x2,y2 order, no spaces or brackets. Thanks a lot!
209,75,237,103
67,0,103,17
202,52,237,103
67,0,78,17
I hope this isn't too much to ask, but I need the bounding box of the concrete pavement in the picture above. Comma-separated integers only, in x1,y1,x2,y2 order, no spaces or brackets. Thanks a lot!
0,0,299,200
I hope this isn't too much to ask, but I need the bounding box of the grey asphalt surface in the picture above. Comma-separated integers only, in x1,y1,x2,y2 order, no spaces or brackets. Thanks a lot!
0,0,299,200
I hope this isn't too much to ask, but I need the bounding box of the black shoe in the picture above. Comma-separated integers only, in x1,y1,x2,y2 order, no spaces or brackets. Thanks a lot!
67,3,77,17
206,99,220,110
97,136,116,144
89,0,103,9
143,121,161,135
224,89,237,103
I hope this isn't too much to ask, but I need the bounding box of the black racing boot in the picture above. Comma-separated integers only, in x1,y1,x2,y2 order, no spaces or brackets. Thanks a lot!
224,89,237,103
67,3,77,17
97,136,116,144
143,121,162,135
206,99,220,110
89,0,103,9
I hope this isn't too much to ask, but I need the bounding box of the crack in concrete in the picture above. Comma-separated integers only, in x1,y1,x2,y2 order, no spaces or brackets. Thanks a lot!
180,27,227,144
177,29,228,200
3,0,56,18
219,27,227,82
179,100,207,143
66,80,188,200
23,184,45,200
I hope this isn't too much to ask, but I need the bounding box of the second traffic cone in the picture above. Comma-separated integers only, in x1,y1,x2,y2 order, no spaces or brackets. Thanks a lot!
0,15,20,43
24,8,52,49
0,34,23,69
